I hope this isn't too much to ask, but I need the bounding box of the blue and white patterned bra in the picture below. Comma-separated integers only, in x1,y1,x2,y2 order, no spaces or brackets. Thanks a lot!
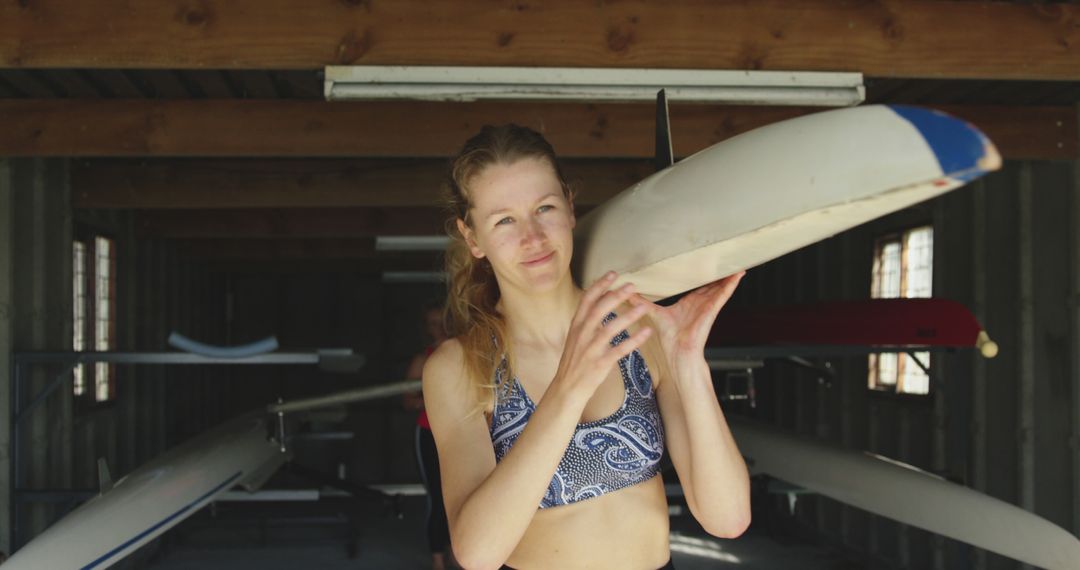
488,323,665,509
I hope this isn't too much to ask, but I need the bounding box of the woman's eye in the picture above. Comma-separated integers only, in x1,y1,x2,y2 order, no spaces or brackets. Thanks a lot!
537,205,554,213
495,217,513,226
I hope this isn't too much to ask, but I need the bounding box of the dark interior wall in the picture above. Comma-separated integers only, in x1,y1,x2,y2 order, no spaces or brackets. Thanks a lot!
141,245,229,450
71,207,227,490
0,159,11,555
0,158,228,549
0,158,74,549
739,160,1079,570
1,149,450,551
215,271,444,485
1028,163,1073,531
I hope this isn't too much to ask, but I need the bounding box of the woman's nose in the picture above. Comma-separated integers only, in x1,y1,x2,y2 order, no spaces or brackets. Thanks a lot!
521,217,544,244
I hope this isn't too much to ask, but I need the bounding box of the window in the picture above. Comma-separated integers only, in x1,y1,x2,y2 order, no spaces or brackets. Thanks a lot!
868,225,933,395
73,241,87,396
72,234,117,403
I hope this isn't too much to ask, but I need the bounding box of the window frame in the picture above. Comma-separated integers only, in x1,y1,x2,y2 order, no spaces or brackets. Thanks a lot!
72,228,118,408
868,224,935,398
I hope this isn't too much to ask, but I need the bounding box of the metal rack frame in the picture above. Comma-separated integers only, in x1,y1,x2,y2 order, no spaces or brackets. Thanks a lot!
9,350,354,550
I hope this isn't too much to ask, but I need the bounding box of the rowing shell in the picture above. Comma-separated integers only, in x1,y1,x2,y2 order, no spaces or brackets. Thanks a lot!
574,105,1001,300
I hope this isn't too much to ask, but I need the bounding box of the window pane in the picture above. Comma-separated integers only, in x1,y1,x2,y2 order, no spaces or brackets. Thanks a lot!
93,236,115,402
95,362,110,402
73,365,85,397
900,351,931,395
877,353,898,386
96,322,108,350
94,237,113,352
873,240,902,299
73,241,87,396
904,227,933,298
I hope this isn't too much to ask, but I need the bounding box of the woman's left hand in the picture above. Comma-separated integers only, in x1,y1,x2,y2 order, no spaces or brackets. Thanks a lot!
630,271,745,361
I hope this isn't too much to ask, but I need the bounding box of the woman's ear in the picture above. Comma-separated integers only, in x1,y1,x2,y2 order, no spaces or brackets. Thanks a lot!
456,218,485,259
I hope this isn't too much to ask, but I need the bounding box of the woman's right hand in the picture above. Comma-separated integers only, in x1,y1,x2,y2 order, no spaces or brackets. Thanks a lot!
553,271,653,398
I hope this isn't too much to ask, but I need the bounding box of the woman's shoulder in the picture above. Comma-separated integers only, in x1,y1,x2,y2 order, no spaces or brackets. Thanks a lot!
422,338,489,416
421,338,468,393
425,337,465,370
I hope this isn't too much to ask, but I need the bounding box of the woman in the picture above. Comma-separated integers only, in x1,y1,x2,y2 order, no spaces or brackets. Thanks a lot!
422,125,750,570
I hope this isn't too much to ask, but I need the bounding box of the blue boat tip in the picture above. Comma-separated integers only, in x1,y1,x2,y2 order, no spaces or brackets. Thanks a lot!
888,105,994,183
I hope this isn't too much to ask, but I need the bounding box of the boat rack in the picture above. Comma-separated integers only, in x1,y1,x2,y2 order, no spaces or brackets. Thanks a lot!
8,349,364,550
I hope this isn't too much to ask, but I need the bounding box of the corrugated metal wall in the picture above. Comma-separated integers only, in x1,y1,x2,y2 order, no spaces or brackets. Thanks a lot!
225,273,443,485
0,157,224,551
742,159,1078,569
0,152,445,555
0,158,12,556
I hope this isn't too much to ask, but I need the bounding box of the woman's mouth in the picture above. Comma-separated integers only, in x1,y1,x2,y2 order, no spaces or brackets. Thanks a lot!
522,251,555,266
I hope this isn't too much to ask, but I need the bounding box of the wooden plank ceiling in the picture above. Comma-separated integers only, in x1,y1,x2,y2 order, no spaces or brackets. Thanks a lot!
2,1,1078,78
2,0,1078,267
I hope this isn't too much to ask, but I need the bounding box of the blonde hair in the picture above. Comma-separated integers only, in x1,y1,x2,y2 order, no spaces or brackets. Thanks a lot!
442,125,574,411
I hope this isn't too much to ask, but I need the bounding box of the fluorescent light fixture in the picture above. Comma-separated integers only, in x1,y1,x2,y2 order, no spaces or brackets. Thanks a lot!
381,271,447,283
325,66,864,107
375,236,451,252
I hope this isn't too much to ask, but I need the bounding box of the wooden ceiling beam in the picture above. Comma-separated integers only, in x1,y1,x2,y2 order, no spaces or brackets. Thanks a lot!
942,105,1077,160
136,208,448,239
2,1,1078,80
202,259,442,275
136,205,599,239
1,99,805,158
74,158,653,209
178,239,445,265
7,100,1075,160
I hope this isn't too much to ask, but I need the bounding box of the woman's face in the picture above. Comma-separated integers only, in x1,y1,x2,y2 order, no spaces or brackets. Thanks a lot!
458,157,575,295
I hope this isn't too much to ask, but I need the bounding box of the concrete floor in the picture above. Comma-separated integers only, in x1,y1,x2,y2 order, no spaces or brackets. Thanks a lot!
144,493,857,570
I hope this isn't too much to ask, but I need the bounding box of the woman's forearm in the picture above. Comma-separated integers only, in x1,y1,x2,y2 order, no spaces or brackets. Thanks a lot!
450,384,585,569
670,357,751,537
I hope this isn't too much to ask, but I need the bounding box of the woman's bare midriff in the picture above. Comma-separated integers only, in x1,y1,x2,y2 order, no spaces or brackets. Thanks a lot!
501,475,671,570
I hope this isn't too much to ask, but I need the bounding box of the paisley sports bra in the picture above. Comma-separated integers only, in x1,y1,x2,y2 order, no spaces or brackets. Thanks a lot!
488,322,665,509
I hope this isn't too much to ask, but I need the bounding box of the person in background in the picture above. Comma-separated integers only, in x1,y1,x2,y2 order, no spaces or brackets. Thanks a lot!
404,303,454,569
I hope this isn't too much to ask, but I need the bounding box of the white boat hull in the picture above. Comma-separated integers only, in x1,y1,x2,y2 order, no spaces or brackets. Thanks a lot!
6,414,286,569
731,418,1080,570
574,105,1001,299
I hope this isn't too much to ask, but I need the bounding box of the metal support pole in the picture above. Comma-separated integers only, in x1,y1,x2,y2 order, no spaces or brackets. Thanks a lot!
931,190,948,569
897,407,911,568
972,179,989,570
10,360,19,550
1071,104,1080,540
276,398,286,454
16,358,79,425
1018,163,1036,570
839,232,853,551
0,159,12,556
